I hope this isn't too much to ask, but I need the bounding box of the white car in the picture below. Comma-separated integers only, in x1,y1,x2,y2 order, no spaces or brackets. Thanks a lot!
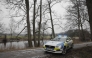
43,35,73,54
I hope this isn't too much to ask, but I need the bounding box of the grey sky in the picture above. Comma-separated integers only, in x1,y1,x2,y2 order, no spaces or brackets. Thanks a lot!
0,0,72,34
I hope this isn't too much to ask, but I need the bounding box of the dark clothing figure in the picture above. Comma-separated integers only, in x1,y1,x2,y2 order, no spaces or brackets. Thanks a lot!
2,35,7,46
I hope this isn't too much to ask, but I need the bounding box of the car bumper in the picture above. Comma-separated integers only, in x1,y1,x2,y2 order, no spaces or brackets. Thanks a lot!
44,49,63,53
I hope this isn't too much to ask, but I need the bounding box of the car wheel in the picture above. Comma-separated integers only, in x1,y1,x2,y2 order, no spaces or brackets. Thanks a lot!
44,51,48,54
62,47,66,54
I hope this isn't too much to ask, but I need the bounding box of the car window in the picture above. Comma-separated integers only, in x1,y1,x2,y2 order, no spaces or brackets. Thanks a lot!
68,37,72,40
66,38,69,40
69,38,71,40
51,36,67,42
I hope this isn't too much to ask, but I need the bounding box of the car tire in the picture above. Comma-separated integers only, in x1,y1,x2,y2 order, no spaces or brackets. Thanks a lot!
44,51,48,54
62,47,66,54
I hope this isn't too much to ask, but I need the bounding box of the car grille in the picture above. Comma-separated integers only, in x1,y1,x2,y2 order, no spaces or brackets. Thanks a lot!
45,45,55,50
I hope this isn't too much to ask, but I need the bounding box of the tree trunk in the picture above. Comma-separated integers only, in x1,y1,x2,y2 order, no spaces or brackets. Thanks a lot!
86,0,92,41
25,0,32,47
33,0,37,47
42,30,44,43
76,0,81,40
80,11,85,41
38,0,42,47
80,21,85,41
48,1,55,38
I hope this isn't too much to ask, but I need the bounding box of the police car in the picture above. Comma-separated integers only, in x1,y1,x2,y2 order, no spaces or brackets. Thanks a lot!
43,35,73,54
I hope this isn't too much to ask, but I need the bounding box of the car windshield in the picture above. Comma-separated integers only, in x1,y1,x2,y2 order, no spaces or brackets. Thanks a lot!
51,36,67,42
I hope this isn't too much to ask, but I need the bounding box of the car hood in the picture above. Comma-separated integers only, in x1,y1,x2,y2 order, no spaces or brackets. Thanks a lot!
44,41,64,46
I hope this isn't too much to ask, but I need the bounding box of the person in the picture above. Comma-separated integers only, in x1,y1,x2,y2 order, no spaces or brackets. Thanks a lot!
2,34,7,46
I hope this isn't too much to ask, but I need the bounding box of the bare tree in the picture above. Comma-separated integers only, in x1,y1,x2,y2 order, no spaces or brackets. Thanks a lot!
86,0,92,41
38,0,42,47
66,0,88,41
25,0,32,47
6,0,33,47
47,0,55,38
33,0,37,47
9,18,16,39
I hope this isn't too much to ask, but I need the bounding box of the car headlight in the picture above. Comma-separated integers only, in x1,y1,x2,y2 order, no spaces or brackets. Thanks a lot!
56,43,64,49
43,45,46,48
56,44,61,48
54,44,61,51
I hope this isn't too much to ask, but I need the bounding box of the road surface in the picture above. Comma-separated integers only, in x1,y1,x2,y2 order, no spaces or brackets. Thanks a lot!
0,42,92,58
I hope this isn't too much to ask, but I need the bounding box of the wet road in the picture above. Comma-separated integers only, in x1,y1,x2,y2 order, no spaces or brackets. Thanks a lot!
0,42,92,58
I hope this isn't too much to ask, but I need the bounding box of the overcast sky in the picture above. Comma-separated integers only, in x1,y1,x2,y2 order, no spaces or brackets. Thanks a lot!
0,0,72,34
